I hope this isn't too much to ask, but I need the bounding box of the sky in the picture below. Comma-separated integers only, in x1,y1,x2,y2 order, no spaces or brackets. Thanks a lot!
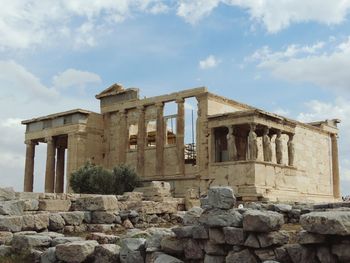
1,0,350,195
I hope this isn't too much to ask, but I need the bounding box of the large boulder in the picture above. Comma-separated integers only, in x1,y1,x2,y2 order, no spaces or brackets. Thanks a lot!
160,236,184,255
183,207,203,225
146,228,175,252
48,213,66,231
184,239,204,260
243,210,284,232
226,249,258,263
223,227,245,245
150,252,184,263
34,214,49,231
0,200,25,215
60,211,85,226
39,200,71,212
86,232,120,244
93,244,120,263
56,240,99,263
12,234,51,253
207,187,236,209
51,236,84,246
0,187,16,201
257,231,289,248
91,211,117,224
199,208,243,227
40,247,57,263
300,211,350,235
0,215,23,232
119,238,146,263
75,195,119,211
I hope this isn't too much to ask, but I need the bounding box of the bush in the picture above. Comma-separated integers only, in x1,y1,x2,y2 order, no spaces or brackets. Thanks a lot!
70,163,141,195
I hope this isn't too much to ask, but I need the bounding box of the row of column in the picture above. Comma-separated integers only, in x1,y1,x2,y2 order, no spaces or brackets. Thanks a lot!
23,137,65,193
226,124,295,166
117,98,186,177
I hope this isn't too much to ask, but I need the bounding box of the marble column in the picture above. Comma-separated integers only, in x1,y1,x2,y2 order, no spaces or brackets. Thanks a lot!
45,137,56,193
23,140,36,192
118,109,128,164
331,134,341,198
137,106,146,177
55,146,65,193
227,125,237,161
155,102,165,177
176,98,185,175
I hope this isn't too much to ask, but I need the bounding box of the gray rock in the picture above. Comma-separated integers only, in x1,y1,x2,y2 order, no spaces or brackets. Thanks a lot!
150,252,184,263
204,241,226,256
40,247,57,263
274,204,292,212
257,231,289,248
172,226,194,238
199,208,243,227
48,213,65,231
37,231,64,239
22,214,35,230
184,239,203,259
93,244,120,263
146,228,174,252
200,196,210,209
332,244,350,262
300,211,350,235
23,199,39,211
285,244,317,263
0,187,15,201
316,246,337,263
0,215,23,232
56,240,99,263
254,249,276,262
0,200,25,215
34,214,49,231
120,238,146,263
75,195,119,211
12,234,51,252
86,232,120,244
274,246,292,263
51,236,84,246
244,234,260,248
204,254,225,263
0,231,13,245
0,245,12,257
223,227,245,245
192,225,208,239
87,224,114,232
226,249,258,263
60,211,85,226
207,186,236,209
183,207,203,225
92,211,117,224
209,228,225,244
297,230,326,244
160,236,184,255
243,210,284,232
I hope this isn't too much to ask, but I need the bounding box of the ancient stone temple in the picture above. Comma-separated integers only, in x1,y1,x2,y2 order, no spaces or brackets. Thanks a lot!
22,84,341,202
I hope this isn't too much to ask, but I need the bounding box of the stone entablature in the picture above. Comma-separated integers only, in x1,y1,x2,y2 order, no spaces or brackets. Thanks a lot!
21,84,341,202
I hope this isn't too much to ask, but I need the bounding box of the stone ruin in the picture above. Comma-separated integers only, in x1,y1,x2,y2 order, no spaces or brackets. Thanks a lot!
0,185,350,262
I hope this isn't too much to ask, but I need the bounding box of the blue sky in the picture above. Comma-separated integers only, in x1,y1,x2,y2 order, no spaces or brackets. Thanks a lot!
1,0,350,195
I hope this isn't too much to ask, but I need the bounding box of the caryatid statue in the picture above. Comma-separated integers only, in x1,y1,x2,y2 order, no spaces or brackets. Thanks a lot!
288,134,295,166
226,126,237,161
275,130,283,164
248,124,258,161
262,127,272,162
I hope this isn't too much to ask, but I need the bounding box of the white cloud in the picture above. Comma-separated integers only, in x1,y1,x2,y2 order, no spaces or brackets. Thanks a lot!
199,55,221,69
272,108,290,116
249,37,350,91
52,69,102,90
176,0,350,32
0,0,169,50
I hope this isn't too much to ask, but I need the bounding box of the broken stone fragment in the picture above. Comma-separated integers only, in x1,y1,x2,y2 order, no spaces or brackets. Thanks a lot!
243,210,284,232
55,240,99,263
207,186,236,209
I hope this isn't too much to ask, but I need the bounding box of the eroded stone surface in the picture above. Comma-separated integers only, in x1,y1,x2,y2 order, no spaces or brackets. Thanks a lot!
243,210,284,232
56,240,99,263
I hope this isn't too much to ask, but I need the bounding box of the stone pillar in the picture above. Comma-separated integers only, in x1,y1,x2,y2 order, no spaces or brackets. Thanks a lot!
155,102,165,177
137,106,146,177
23,140,36,192
117,109,128,164
66,132,87,192
55,147,65,193
227,125,237,161
44,137,56,193
176,98,185,175
196,94,209,177
331,134,341,199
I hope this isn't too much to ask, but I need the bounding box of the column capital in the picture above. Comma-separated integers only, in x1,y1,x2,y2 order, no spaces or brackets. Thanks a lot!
24,140,37,146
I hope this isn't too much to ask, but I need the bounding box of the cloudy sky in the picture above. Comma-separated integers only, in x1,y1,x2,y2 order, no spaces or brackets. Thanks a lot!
1,0,350,195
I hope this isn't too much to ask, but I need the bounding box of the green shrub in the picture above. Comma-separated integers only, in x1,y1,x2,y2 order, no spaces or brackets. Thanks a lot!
70,163,141,195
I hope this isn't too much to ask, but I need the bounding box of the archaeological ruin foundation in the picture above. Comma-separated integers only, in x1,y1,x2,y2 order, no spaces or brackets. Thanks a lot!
21,84,341,202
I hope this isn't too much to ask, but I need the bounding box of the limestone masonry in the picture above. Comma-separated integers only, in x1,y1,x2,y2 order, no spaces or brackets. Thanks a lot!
22,84,341,202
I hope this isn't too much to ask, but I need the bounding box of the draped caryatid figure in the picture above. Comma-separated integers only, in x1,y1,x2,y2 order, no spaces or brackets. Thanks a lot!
288,134,295,166
226,125,237,161
262,127,272,162
247,124,258,161
275,129,283,164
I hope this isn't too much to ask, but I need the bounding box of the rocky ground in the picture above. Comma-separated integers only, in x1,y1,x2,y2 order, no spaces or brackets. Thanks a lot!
0,184,349,262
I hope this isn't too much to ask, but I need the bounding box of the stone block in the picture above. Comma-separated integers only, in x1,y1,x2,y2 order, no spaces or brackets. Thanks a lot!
91,211,117,224
244,234,260,248
0,187,15,201
93,244,120,263
226,249,258,263
39,199,71,211
184,239,203,260
192,225,209,239
204,255,225,263
0,215,23,232
183,207,203,225
150,252,184,263
23,199,39,211
0,231,13,245
87,224,114,232
12,234,52,252
204,241,226,256
51,236,84,246
223,227,245,245
40,247,56,263
120,238,146,263
48,213,65,231
300,211,350,235
0,245,12,257
172,226,194,238
60,211,85,226
22,214,35,230
285,244,317,263
332,244,350,262
145,227,174,252
209,228,225,244
243,210,284,232
56,240,99,263
257,231,289,248
199,208,243,227
0,200,25,215
208,186,236,209
296,230,326,244
254,249,276,262
75,195,119,211
160,236,184,255
86,232,120,244
34,214,49,231
316,246,337,263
